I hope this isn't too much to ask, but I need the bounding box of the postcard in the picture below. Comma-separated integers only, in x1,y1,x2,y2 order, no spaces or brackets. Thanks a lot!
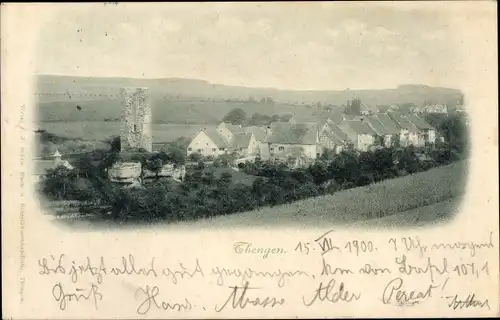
2,2,498,318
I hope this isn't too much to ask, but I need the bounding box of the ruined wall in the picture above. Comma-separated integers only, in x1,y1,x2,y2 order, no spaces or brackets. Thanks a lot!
120,87,152,152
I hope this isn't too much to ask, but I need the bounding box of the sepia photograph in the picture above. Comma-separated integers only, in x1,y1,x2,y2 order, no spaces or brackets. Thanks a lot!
32,2,469,230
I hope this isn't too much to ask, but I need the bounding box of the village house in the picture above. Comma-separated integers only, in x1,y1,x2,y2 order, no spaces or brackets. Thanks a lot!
216,122,245,142
405,114,437,145
319,122,349,154
338,120,377,152
187,123,262,159
425,103,448,114
244,126,269,159
374,113,402,147
288,110,347,153
187,128,229,158
388,112,420,147
33,150,74,183
229,132,259,157
288,110,345,128
264,122,319,167
361,114,398,148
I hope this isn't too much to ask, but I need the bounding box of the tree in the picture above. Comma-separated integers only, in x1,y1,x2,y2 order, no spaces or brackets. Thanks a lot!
108,136,121,152
222,108,247,125
146,158,163,180
202,170,216,186
345,98,362,115
217,172,233,189
265,97,275,105
42,166,78,200
189,152,202,162
307,161,329,185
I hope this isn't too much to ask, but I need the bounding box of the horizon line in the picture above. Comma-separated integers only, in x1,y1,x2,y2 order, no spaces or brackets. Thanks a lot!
34,73,463,93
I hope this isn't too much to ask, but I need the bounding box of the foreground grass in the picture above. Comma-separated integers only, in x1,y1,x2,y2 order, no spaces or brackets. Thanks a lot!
171,160,467,229
50,160,467,230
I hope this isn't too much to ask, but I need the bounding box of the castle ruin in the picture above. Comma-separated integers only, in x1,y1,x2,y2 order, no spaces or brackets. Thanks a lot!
120,87,152,152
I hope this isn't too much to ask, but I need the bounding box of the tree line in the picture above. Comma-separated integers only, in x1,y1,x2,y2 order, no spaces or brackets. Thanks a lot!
222,108,291,126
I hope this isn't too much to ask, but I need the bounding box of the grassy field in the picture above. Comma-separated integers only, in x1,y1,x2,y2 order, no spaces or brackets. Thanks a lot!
36,99,314,124
36,121,215,143
50,161,467,230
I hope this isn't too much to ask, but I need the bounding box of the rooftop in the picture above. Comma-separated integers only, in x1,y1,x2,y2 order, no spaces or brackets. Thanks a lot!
265,122,318,145
231,132,253,149
203,128,230,148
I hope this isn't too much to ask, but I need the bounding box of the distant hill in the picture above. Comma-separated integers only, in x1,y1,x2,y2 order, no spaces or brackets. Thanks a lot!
35,75,464,124
36,75,463,105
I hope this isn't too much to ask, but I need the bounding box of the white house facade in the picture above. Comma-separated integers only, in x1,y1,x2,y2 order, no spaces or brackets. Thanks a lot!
187,129,228,158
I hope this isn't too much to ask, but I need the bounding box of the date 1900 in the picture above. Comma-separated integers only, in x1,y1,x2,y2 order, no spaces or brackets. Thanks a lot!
295,237,377,256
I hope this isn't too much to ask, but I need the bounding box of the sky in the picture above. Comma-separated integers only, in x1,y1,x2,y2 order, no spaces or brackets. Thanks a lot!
35,2,469,91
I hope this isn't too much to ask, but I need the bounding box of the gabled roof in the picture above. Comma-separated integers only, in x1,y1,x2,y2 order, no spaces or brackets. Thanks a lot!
220,122,245,134
325,123,349,142
244,126,266,141
203,128,229,148
321,130,344,145
346,120,378,135
376,113,401,134
290,110,345,127
405,114,435,130
265,122,318,145
321,110,345,125
231,133,253,149
54,150,61,157
364,115,392,135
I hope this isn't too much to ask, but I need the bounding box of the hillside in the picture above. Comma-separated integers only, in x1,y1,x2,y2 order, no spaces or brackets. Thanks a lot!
169,160,467,229
36,99,310,124
52,161,467,231
35,75,464,123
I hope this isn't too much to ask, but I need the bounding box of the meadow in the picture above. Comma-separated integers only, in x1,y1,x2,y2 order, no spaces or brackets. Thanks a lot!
36,99,315,124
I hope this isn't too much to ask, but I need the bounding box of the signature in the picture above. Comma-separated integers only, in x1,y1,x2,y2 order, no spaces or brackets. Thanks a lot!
215,281,285,312
382,277,441,306
135,285,192,315
302,279,361,306
51,282,102,310
446,293,491,310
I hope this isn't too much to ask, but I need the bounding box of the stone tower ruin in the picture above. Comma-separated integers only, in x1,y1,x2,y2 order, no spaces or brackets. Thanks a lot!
120,87,152,152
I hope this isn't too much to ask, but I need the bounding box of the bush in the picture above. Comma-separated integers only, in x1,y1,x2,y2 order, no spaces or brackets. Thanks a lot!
189,152,202,162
